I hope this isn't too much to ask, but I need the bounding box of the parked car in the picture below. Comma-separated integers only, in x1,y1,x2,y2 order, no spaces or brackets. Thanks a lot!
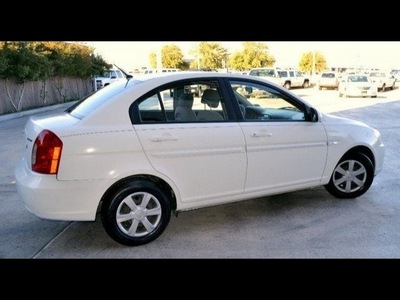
248,67,310,89
368,71,396,92
94,66,133,91
142,68,181,75
276,69,310,89
94,69,125,91
338,74,378,98
248,67,281,86
317,71,339,90
15,72,385,246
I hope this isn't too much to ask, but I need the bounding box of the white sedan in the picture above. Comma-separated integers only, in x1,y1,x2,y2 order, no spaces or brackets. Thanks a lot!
368,71,396,92
338,74,378,98
14,72,385,246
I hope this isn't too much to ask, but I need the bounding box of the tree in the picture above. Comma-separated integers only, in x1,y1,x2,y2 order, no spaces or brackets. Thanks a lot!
162,44,185,69
0,42,53,111
148,44,192,70
229,42,275,71
0,41,109,111
189,42,228,70
298,51,328,74
149,52,157,69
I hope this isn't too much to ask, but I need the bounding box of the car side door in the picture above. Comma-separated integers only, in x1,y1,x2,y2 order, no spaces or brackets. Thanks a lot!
228,79,328,194
130,79,247,206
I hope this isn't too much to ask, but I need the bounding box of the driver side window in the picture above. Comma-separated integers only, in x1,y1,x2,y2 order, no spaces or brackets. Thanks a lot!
230,81,306,121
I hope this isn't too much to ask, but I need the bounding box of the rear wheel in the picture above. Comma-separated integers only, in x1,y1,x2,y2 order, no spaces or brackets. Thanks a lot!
324,152,374,199
101,179,171,246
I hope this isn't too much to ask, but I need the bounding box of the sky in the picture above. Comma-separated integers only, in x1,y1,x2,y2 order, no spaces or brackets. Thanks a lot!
85,41,400,73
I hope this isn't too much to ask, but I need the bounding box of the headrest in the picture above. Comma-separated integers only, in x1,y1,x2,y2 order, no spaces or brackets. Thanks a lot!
201,89,220,108
177,93,194,107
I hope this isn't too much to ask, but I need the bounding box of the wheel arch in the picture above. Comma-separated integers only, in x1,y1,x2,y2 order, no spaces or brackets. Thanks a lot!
342,145,375,170
283,80,291,89
97,174,177,215
303,79,310,88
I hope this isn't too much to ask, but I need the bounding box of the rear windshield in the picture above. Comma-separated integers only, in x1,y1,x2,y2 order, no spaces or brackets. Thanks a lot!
322,73,335,78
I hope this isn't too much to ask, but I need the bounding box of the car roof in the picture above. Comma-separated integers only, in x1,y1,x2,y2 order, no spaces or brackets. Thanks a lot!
133,71,261,84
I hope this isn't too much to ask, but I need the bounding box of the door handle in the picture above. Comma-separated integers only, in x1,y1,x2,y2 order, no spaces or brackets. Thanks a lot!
151,135,178,142
251,132,272,137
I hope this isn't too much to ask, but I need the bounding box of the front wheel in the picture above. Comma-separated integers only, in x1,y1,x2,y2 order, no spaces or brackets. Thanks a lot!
324,152,374,199
101,180,171,246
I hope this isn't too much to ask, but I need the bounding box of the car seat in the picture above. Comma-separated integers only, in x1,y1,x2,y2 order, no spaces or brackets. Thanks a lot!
174,92,197,121
197,89,224,121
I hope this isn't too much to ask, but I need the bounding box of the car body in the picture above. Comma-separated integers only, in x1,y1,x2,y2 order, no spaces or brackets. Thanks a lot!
15,72,385,246
368,71,396,92
338,74,378,98
317,71,339,90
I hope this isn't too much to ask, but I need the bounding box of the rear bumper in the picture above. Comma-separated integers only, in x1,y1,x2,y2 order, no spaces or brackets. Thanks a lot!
14,157,106,221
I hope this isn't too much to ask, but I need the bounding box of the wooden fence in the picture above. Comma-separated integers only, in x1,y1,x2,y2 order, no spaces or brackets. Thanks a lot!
0,77,93,116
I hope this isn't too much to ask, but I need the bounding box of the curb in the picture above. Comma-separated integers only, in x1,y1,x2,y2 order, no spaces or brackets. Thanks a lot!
0,102,78,123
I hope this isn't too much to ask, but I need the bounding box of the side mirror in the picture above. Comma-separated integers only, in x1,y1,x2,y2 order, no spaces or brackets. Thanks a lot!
306,107,318,122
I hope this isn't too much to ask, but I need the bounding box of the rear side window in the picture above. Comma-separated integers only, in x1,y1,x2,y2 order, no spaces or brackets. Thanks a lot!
69,82,126,119
249,70,259,76
278,70,288,77
131,80,228,124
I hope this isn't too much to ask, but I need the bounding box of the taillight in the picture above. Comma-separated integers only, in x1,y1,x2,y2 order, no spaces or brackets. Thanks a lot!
32,130,63,174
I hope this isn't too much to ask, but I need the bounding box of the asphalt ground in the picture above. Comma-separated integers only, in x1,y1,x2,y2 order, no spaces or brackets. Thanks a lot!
1,86,400,263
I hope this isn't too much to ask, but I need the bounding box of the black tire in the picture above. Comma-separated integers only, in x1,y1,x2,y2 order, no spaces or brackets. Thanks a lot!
284,82,291,89
324,152,374,199
101,180,171,246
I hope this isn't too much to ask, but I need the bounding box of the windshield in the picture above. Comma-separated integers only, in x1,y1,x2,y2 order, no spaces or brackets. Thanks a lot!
348,75,368,82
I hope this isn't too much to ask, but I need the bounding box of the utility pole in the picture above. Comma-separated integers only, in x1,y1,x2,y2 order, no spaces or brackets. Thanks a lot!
312,50,316,84
157,43,162,71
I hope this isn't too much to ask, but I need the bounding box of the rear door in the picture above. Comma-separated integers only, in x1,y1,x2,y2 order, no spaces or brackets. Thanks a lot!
131,79,247,205
289,70,302,88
